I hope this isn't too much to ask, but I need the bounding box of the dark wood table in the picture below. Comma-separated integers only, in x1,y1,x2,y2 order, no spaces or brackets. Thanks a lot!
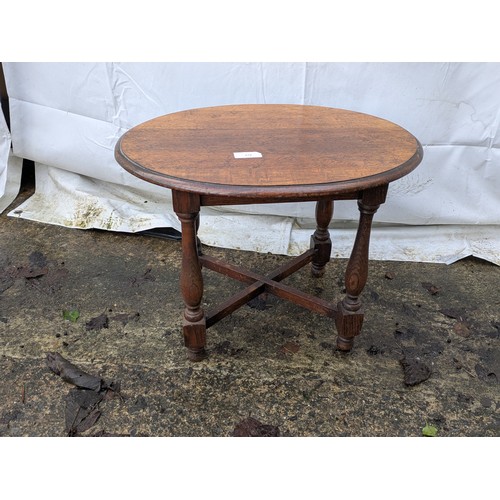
115,104,423,361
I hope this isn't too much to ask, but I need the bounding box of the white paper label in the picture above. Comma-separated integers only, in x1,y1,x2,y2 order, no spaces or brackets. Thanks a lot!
233,151,262,159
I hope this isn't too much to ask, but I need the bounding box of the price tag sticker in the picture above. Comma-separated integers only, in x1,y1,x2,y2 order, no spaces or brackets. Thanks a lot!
233,151,262,159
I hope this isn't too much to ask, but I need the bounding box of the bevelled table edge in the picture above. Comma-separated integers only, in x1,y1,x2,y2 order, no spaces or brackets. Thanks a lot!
114,138,423,203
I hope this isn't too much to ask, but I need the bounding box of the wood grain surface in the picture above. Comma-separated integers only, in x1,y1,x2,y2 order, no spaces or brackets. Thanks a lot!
115,104,422,198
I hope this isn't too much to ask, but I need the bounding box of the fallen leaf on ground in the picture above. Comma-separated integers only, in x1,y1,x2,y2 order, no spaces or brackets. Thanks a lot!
453,321,471,338
87,430,131,437
232,417,280,437
400,356,431,386
19,266,49,279
47,352,120,436
29,267,69,294
29,251,48,268
85,313,109,331
111,312,140,325
422,424,438,437
421,282,440,295
46,352,103,391
65,388,103,436
475,363,498,384
1,264,49,280
439,308,468,321
63,309,80,322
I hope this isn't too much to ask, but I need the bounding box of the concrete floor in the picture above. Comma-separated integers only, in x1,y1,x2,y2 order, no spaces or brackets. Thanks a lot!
1,180,499,437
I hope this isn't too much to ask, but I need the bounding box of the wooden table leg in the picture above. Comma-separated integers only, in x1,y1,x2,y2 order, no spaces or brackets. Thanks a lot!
335,185,387,351
173,191,207,361
311,199,333,277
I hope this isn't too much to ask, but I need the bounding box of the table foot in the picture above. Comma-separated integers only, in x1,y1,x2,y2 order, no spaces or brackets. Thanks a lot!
186,347,207,362
335,301,364,351
183,317,207,361
311,199,333,277
336,336,353,351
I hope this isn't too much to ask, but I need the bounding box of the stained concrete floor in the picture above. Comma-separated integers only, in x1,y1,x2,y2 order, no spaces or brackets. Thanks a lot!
1,180,499,437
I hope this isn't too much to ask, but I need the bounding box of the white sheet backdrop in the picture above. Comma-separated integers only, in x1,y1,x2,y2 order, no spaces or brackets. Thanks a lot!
0,105,22,214
1,62,499,264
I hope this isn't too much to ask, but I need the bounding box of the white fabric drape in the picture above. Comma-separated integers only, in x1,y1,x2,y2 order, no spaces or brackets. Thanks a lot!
2,62,499,264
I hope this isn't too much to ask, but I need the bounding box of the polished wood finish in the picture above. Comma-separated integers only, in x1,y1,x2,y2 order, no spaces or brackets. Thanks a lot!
178,209,206,361
311,199,334,277
199,249,339,328
116,104,422,200
115,104,423,360
335,185,388,350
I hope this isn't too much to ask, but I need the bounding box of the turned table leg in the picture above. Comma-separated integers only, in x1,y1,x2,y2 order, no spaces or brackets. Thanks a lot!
311,199,333,277
335,186,387,351
173,191,207,361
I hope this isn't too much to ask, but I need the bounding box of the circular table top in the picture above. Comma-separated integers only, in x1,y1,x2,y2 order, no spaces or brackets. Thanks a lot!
115,104,423,199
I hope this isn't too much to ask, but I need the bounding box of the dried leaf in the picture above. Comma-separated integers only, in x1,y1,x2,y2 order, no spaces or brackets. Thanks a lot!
453,321,471,338
20,267,49,279
232,417,280,437
400,357,431,386
46,352,102,391
385,272,395,280
111,312,140,325
29,251,48,268
85,313,109,331
439,308,468,321
47,353,120,436
475,363,498,383
1,264,49,280
421,282,440,295
32,267,69,293
102,381,121,401
64,388,103,436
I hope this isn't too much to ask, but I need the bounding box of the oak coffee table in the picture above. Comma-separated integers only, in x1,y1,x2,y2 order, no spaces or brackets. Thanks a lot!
115,104,423,361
